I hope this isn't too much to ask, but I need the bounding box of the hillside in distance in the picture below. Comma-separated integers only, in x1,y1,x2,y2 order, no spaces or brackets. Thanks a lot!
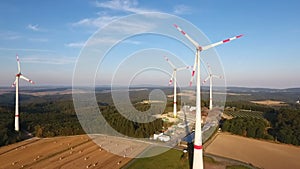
226,87,300,103
1,85,300,102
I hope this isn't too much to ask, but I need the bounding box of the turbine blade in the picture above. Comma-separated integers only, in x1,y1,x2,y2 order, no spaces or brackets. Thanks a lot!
203,76,210,84
212,75,222,79
173,24,201,48
202,34,243,51
189,52,198,86
11,78,17,87
176,65,192,71
169,71,175,86
20,75,35,84
163,56,176,69
16,54,21,73
207,63,212,74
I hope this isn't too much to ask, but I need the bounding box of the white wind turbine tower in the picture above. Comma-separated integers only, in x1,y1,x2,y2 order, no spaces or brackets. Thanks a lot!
174,24,243,169
203,64,222,110
164,56,192,118
12,55,35,131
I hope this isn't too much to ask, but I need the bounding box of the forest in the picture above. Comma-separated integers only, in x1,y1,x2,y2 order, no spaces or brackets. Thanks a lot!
0,89,169,147
221,117,274,139
271,108,300,145
223,101,300,145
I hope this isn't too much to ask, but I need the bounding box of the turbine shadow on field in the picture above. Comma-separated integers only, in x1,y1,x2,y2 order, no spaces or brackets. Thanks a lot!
183,106,191,137
183,105,193,169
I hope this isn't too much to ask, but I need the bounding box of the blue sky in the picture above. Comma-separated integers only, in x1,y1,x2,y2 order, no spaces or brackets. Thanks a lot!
0,0,299,88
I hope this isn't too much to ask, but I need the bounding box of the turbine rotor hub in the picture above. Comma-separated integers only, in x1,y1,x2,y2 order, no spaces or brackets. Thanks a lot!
197,46,203,51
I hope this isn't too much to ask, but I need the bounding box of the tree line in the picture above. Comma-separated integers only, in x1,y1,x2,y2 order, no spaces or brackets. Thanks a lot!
0,96,168,146
270,108,300,145
221,117,274,140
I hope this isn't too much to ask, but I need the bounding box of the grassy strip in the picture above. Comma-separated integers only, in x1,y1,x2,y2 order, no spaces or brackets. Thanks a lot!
124,148,190,169
226,165,253,169
124,148,225,169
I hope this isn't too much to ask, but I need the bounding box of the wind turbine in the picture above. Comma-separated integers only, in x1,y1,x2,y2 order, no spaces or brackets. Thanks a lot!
164,56,191,118
203,64,222,110
174,24,243,169
11,55,35,131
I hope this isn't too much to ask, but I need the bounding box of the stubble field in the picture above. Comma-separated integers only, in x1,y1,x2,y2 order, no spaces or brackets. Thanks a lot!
0,135,148,169
205,133,300,169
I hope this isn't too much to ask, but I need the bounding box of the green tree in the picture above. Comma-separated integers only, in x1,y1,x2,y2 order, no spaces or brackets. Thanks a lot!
34,125,43,137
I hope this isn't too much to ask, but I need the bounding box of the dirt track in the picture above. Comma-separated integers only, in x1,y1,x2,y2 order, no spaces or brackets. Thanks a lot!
0,135,148,169
205,133,300,169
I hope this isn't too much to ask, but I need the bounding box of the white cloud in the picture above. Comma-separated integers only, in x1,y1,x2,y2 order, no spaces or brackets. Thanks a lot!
6,35,21,40
27,24,41,31
72,0,160,31
173,5,192,15
123,39,141,45
66,38,141,49
72,15,120,28
64,39,142,48
0,47,53,52
89,37,142,46
0,31,22,40
106,19,155,33
72,14,156,33
29,38,49,42
95,0,156,14
22,56,76,65
65,41,86,48
71,0,160,45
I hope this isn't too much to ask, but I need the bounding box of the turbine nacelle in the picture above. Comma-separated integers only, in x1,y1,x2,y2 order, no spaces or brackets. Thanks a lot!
197,46,203,51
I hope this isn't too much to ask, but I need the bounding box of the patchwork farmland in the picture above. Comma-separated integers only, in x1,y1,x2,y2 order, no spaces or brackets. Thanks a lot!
223,110,264,119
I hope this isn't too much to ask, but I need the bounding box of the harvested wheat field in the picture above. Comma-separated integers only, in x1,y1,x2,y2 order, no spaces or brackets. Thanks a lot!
205,133,300,169
251,100,286,106
0,135,148,169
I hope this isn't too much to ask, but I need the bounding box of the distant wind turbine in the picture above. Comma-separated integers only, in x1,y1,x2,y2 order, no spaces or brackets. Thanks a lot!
11,55,35,131
174,24,243,169
203,64,222,110
164,56,192,118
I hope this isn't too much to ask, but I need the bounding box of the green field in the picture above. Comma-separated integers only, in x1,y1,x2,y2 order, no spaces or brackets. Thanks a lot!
226,165,253,169
123,148,190,169
123,147,255,169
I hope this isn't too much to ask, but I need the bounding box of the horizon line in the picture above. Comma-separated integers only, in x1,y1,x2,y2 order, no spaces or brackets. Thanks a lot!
1,84,300,90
